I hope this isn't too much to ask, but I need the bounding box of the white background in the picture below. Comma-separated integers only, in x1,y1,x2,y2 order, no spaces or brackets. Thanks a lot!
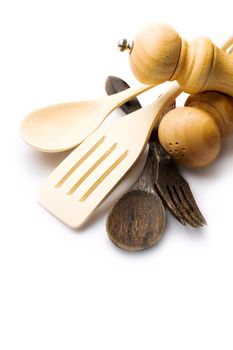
1,0,233,349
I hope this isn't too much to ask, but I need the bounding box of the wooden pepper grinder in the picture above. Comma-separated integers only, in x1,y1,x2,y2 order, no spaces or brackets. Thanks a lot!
118,23,233,96
158,91,233,168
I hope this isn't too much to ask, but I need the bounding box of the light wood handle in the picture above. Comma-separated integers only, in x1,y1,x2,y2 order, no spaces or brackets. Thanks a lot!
127,23,233,96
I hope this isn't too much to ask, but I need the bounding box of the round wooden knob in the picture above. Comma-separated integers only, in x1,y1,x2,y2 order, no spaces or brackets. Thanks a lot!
158,107,221,168
123,23,233,96
129,23,181,84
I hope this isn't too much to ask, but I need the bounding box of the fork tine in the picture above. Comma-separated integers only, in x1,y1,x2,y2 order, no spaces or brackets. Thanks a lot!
154,183,186,225
179,183,207,225
167,185,200,227
153,137,206,226
151,136,205,226
174,185,205,227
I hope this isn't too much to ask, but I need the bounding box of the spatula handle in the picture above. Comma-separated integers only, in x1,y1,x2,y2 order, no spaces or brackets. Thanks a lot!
121,23,233,96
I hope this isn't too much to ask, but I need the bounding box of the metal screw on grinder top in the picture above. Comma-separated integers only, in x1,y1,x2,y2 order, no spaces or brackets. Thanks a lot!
118,38,134,53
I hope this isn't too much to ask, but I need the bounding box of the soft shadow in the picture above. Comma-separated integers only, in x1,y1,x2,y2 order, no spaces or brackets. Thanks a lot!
20,146,71,173
105,232,167,256
179,136,233,180
103,213,205,257
20,132,233,239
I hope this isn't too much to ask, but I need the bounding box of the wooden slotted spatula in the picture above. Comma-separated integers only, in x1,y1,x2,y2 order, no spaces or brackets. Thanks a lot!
37,82,182,228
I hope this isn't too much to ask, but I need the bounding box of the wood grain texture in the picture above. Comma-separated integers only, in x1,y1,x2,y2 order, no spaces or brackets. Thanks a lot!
159,91,233,168
105,76,168,250
105,76,206,250
20,80,154,153
105,76,141,115
37,82,181,228
158,106,221,168
129,23,181,85
185,91,233,137
158,91,233,168
158,38,233,168
106,147,166,251
151,133,206,226
129,23,233,96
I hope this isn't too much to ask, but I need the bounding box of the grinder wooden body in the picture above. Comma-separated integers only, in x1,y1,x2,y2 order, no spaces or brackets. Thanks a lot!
126,23,233,96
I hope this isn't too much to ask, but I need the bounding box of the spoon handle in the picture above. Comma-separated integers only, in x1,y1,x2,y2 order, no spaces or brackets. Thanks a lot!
101,80,155,114
105,76,142,114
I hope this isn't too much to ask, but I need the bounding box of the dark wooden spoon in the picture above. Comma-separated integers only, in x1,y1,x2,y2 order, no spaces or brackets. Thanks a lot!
105,76,174,251
106,146,166,251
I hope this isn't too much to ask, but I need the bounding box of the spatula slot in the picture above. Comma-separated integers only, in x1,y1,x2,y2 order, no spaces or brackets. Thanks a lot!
55,136,105,188
67,143,118,195
79,150,128,202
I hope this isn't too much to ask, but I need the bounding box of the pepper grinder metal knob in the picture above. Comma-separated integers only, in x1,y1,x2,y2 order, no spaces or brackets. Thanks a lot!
118,38,134,53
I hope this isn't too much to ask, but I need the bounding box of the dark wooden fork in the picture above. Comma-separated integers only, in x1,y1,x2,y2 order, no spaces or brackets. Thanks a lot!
150,129,206,226
105,76,206,227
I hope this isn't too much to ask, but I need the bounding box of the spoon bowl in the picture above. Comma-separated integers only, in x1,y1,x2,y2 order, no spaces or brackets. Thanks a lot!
20,82,154,153
106,189,165,251
21,100,102,153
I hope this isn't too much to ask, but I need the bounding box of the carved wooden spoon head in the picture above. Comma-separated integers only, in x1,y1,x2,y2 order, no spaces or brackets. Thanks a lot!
105,76,166,251
106,184,165,252
20,100,101,152
20,83,153,153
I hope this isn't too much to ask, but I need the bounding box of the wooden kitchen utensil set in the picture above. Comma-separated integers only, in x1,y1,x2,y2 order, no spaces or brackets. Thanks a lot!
20,23,233,251
105,76,206,251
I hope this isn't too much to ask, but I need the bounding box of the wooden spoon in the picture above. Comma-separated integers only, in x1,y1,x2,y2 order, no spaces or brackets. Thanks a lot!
106,141,166,251
105,77,175,250
20,83,154,153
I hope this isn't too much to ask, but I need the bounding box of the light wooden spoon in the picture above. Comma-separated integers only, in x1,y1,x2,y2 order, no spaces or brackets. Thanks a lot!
20,83,154,153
